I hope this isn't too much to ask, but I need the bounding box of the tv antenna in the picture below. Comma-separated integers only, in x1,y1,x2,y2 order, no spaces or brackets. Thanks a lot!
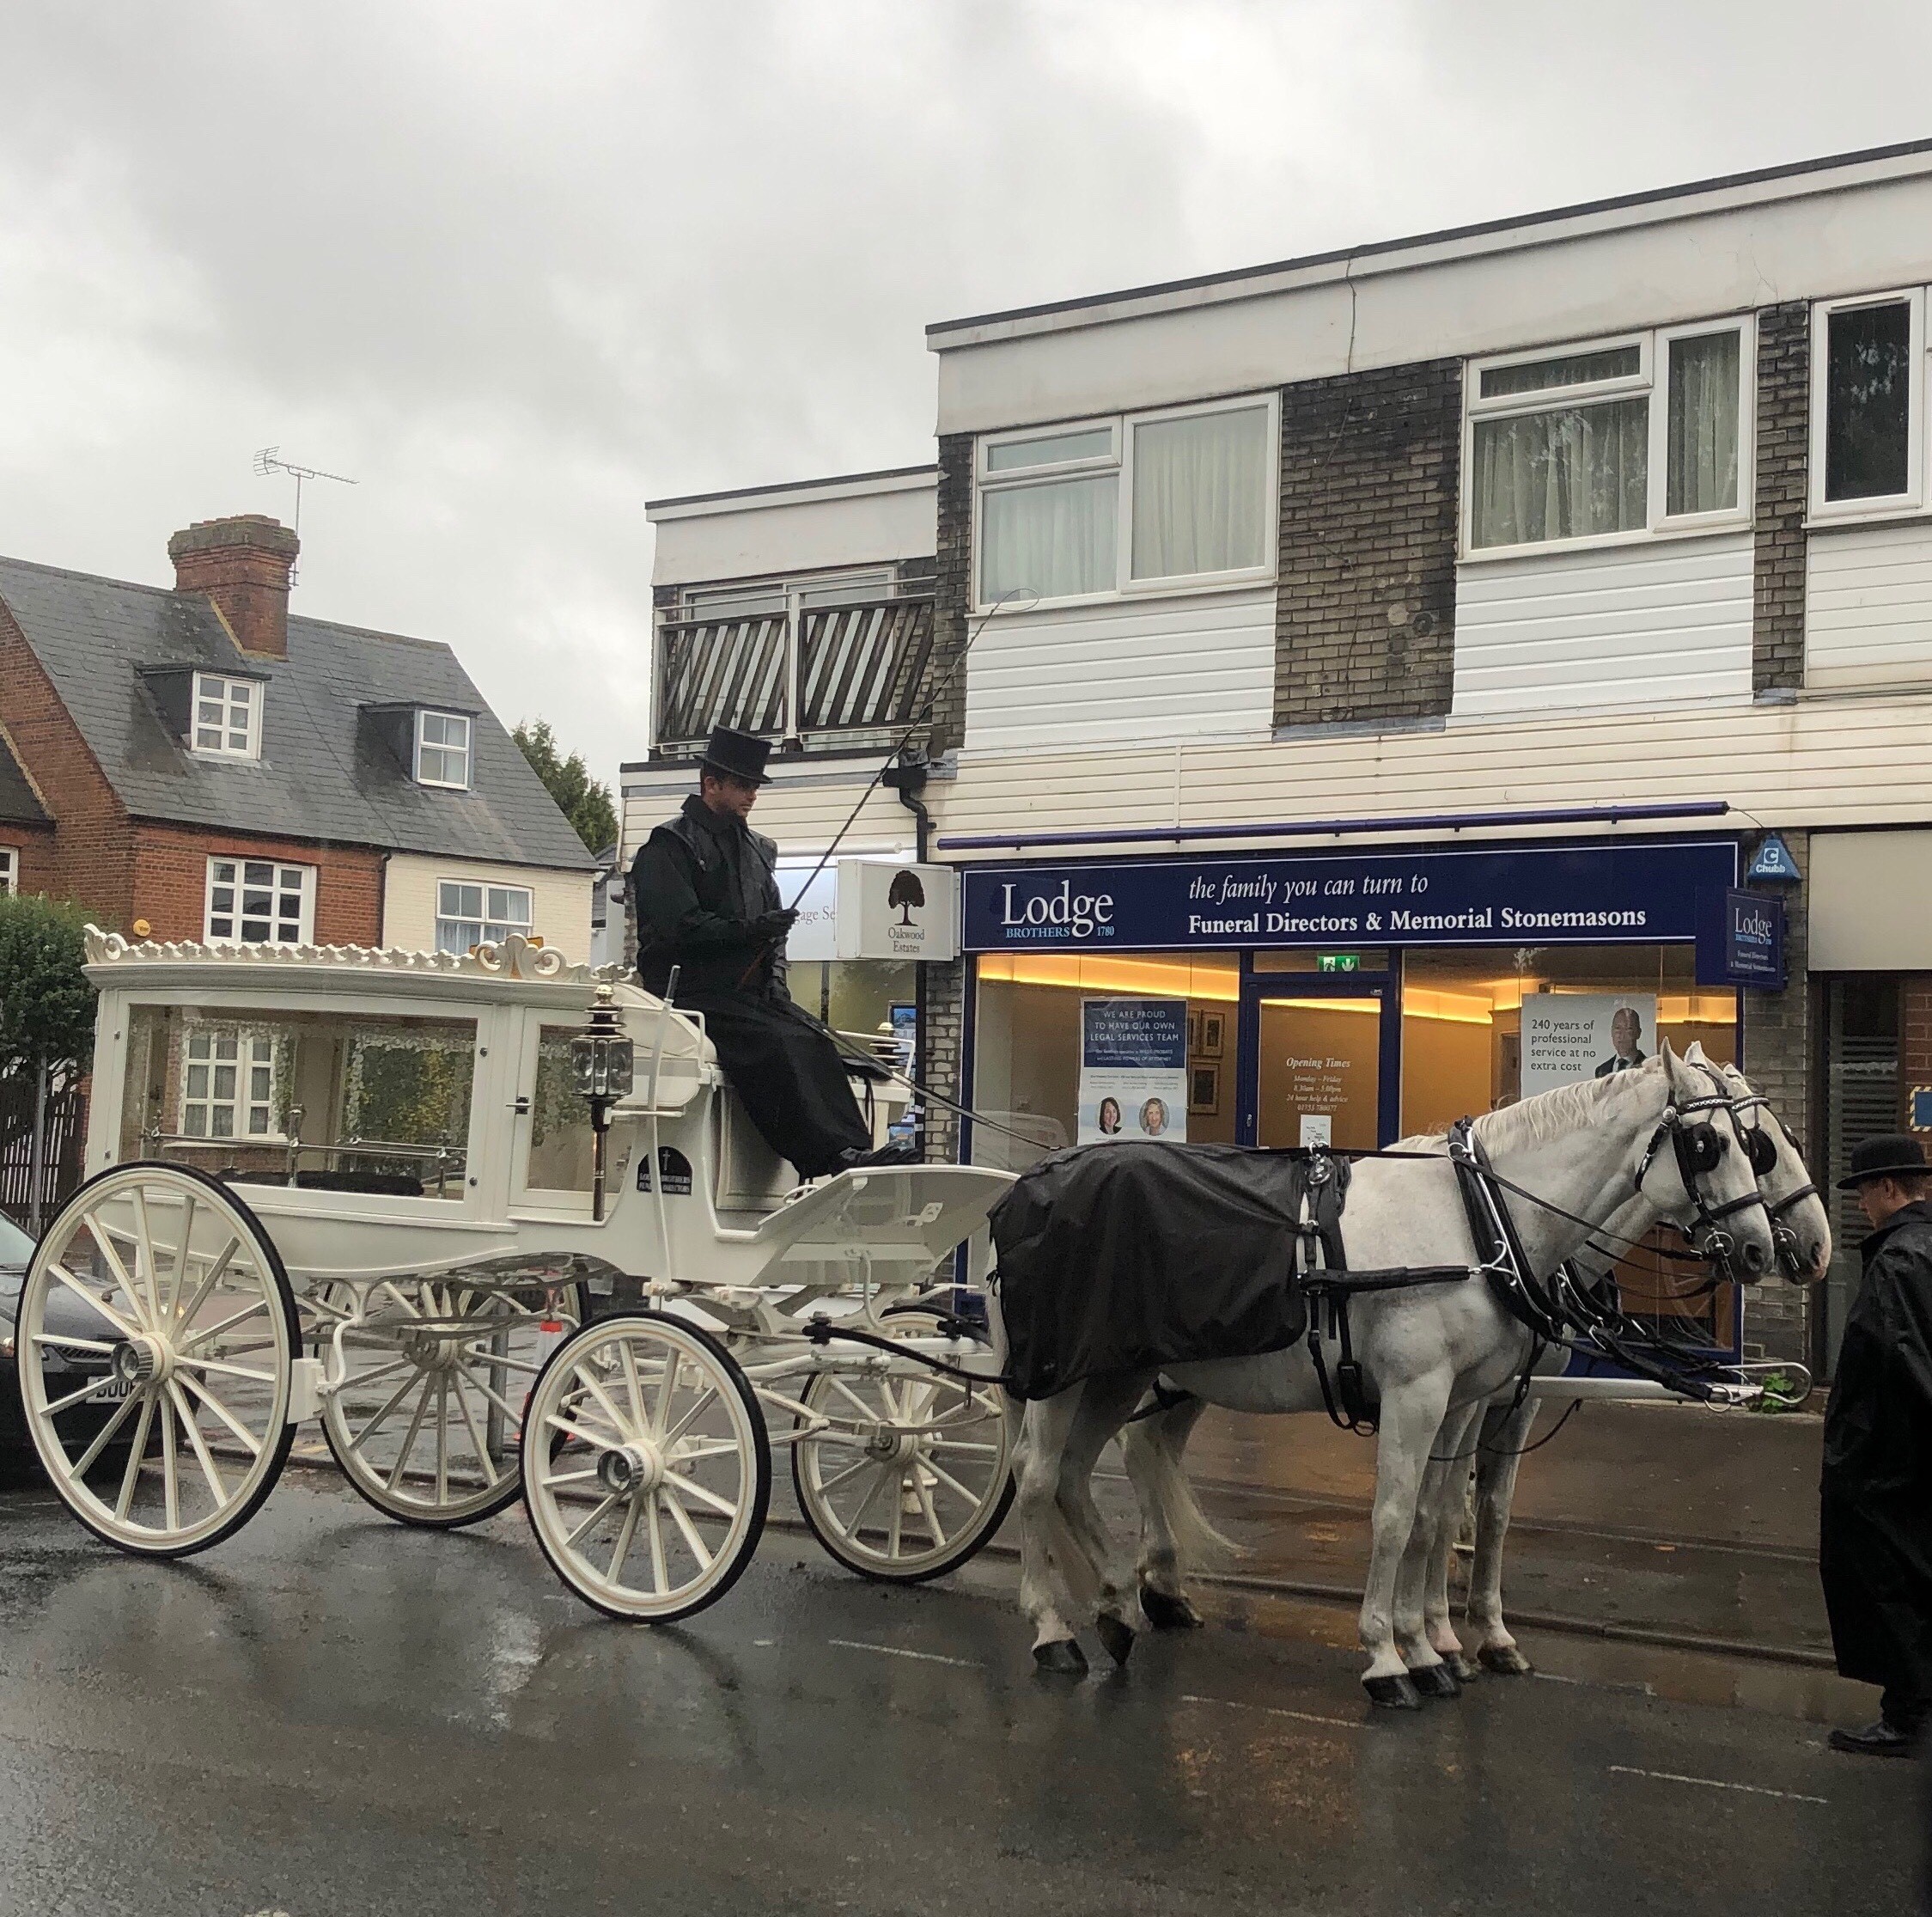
253,448,357,577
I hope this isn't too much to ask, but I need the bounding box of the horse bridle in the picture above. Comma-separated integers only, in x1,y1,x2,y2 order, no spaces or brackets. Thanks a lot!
1691,1065,1822,1280
1631,1090,1769,1280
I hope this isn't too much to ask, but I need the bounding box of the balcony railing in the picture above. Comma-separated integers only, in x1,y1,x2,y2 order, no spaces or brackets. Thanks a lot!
655,594,935,753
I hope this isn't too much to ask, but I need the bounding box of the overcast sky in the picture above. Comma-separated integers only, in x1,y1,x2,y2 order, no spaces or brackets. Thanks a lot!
3,2,1929,785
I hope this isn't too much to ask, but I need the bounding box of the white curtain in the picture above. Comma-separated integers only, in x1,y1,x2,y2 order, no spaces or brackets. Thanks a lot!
1667,332,1740,516
981,473,1118,601
1131,406,1270,578
1472,399,1648,548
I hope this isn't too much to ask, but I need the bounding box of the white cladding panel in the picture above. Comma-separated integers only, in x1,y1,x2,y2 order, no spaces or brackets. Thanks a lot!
964,585,1277,754
649,478,936,587
1452,533,1754,717
1806,521,1932,690
383,854,594,962
934,164,1932,433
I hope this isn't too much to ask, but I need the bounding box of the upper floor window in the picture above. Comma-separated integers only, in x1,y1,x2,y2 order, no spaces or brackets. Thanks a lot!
191,672,262,759
436,880,532,955
180,1025,279,1141
0,846,16,896
205,857,313,946
1464,320,1750,555
976,394,1277,607
1812,290,1926,519
678,570,899,620
415,711,472,789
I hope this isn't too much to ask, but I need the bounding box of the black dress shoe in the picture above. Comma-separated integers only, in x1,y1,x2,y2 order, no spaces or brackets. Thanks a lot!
1827,1718,1922,1757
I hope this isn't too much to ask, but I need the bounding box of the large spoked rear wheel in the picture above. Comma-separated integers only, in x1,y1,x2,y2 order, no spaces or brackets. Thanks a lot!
317,1279,586,1529
521,1312,770,1622
19,1162,300,1558
791,1306,1015,1583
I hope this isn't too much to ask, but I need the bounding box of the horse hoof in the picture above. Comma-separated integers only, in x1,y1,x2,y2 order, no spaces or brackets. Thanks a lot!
1139,1588,1204,1632
1442,1651,1480,1684
1033,1639,1088,1678
1407,1662,1462,1700
1095,1613,1137,1668
1478,1644,1534,1677
1363,1673,1424,1711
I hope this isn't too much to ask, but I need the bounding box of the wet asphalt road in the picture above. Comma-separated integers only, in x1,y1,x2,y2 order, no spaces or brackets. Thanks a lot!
0,1466,1921,1917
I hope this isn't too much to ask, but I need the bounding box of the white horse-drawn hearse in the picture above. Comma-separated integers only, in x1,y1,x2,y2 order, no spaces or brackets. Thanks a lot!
16,930,1017,1621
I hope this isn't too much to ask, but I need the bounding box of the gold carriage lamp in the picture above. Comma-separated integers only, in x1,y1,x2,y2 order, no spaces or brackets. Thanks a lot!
572,982,635,1220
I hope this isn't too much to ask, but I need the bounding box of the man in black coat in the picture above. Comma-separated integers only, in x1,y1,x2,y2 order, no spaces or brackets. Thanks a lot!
631,726,881,1181
1821,1132,1932,1757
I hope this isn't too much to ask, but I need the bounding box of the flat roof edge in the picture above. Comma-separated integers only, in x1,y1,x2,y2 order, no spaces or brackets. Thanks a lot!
647,464,938,518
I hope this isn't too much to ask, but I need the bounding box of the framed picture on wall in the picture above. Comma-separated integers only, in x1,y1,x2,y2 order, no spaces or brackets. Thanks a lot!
1199,1011,1224,1059
1189,1063,1221,1114
1186,1009,1203,1054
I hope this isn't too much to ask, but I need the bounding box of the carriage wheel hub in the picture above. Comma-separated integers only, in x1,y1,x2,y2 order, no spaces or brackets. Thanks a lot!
865,1426,911,1463
113,1336,168,1388
599,1443,662,1495
402,1330,463,1373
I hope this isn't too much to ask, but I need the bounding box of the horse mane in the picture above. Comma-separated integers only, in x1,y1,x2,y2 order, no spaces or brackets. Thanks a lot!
1388,1053,1665,1157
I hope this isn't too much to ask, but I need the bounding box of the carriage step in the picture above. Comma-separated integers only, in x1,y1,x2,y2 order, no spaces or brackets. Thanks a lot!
289,1357,326,1426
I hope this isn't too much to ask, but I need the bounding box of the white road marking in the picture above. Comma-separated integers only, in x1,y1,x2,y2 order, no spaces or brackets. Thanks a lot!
1182,1693,1363,1732
1608,1764,1826,1805
827,1638,985,1670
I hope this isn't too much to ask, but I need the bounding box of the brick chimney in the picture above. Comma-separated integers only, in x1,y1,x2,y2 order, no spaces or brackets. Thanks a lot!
168,514,300,659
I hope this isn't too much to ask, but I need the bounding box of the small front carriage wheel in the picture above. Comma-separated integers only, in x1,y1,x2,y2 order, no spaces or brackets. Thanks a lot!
19,1162,300,1557
791,1306,1015,1583
520,1312,770,1622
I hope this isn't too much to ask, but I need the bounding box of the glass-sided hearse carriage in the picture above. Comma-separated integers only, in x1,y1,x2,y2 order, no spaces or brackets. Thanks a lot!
18,930,1015,1621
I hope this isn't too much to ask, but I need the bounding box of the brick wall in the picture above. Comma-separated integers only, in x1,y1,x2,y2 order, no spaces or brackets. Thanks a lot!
1900,978,1932,1118
1274,358,1461,729
0,599,137,924
129,824,384,945
921,956,966,1163
1752,302,1809,694
929,433,974,757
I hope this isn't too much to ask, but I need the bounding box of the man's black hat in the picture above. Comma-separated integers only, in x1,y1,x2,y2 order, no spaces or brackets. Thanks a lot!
1835,1132,1931,1190
700,726,773,786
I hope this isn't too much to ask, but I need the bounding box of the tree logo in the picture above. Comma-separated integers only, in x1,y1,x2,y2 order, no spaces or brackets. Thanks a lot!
887,869,925,927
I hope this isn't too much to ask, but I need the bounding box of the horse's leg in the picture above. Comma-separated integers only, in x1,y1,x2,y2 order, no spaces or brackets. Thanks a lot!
1055,1374,1151,1667
1119,1391,1214,1629
1467,1395,1539,1676
1417,1401,1484,1686
1388,1398,1473,1700
1014,1389,1091,1675
1359,1372,1454,1709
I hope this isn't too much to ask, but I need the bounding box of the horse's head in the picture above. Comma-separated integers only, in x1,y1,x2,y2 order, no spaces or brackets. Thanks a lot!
1683,1042,1831,1285
1640,1042,1779,1283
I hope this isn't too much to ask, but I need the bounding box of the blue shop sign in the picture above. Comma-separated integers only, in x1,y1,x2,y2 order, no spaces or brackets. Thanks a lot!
961,839,1740,953
1700,888,1785,990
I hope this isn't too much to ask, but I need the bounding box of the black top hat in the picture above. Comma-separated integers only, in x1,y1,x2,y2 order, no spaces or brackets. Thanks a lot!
1834,1132,1931,1190
699,726,773,786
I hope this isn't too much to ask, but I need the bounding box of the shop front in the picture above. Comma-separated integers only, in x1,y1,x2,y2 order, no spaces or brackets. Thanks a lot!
960,834,1768,1349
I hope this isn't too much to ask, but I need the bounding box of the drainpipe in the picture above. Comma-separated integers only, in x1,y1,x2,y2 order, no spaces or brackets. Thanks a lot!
883,747,932,1153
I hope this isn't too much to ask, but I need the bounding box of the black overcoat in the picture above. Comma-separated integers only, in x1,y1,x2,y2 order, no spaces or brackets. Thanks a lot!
1819,1197,1932,1702
631,797,869,1180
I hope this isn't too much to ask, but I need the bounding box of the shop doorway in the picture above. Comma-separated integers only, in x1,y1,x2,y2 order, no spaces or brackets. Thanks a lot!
1236,970,1399,1150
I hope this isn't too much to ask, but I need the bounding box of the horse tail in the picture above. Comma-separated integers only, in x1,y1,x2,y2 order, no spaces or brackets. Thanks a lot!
1122,1413,1244,1568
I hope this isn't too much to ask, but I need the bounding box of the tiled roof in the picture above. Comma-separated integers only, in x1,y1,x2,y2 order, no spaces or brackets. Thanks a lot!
0,555,596,871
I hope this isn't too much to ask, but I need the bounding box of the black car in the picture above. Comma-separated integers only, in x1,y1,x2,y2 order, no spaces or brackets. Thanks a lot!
1,1209,131,1460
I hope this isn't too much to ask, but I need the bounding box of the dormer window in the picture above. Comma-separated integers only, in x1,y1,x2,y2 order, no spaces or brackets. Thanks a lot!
192,672,261,759
415,711,472,789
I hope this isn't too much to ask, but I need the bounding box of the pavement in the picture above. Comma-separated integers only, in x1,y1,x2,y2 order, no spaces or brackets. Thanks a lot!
0,1463,1923,1917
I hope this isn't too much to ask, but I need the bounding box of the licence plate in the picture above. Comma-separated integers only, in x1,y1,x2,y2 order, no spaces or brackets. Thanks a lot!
86,1377,135,1403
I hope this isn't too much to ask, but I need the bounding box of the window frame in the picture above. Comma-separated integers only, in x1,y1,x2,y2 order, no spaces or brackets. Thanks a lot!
178,1023,283,1145
413,709,473,791
188,671,263,760
435,878,534,955
1461,317,1755,561
0,846,16,896
204,856,315,948
1808,288,1927,523
973,393,1280,611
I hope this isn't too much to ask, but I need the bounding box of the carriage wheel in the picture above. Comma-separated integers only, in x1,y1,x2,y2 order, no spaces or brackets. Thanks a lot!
791,1306,1015,1584
521,1312,770,1622
18,1162,300,1558
318,1279,588,1529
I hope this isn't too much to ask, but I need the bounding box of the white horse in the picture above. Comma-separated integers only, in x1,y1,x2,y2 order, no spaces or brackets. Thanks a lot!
999,1043,1782,1705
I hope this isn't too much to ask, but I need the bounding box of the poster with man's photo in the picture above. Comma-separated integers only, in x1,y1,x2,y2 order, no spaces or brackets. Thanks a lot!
1078,998,1188,1145
1521,994,1658,1099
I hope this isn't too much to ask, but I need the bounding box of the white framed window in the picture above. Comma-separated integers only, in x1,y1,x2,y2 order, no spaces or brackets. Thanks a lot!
0,846,16,895
436,880,533,955
180,1026,278,1141
1810,289,1926,521
1464,318,1752,556
975,394,1277,607
414,711,472,789
680,570,898,620
204,858,314,946
190,672,262,759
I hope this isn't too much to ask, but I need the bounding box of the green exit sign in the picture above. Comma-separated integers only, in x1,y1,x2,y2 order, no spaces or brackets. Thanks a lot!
1317,953,1360,973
